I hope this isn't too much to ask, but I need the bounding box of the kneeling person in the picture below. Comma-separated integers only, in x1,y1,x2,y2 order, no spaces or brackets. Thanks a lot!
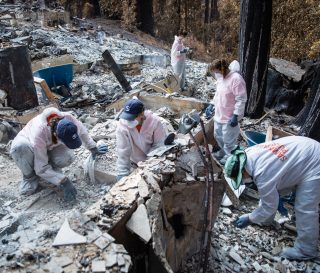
116,99,172,180
10,107,107,201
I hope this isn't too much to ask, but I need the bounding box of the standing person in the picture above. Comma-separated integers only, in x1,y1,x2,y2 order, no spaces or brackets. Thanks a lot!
224,136,320,260
171,30,190,91
208,59,247,164
10,107,107,201
116,99,174,181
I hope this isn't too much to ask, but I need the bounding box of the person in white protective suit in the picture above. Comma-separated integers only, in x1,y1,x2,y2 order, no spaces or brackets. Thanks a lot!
116,99,174,181
170,30,190,91
208,59,247,164
224,136,320,260
10,107,107,201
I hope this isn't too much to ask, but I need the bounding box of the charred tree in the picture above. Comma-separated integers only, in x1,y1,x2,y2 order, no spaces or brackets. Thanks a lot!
239,0,272,118
204,0,210,24
210,0,219,22
0,45,38,111
293,61,320,126
296,64,320,141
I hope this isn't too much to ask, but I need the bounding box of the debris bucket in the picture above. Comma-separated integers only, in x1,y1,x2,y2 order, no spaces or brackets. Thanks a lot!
243,131,266,146
33,64,73,89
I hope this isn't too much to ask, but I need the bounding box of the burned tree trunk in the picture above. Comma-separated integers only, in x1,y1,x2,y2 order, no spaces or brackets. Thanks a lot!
204,0,210,24
293,61,320,126
297,65,320,141
239,0,272,118
0,45,38,111
210,0,219,22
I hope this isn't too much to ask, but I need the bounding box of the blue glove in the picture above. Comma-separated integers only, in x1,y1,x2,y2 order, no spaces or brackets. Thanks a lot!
116,175,127,181
59,178,77,201
228,114,238,127
233,214,251,228
90,143,108,159
205,104,215,119
277,198,289,217
179,48,188,54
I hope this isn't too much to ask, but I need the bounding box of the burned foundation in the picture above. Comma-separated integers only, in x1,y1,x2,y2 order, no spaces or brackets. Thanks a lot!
86,139,226,273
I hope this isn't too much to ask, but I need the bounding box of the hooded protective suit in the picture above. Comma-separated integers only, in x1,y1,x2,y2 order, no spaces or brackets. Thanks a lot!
116,110,167,176
10,108,96,194
171,35,187,89
245,136,320,258
213,61,247,161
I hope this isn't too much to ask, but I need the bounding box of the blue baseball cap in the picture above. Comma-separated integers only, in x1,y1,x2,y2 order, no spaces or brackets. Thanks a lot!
56,119,82,149
119,99,145,121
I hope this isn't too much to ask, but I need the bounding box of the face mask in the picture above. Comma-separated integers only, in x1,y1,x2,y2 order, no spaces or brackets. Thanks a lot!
214,72,223,80
124,119,139,128
242,177,252,184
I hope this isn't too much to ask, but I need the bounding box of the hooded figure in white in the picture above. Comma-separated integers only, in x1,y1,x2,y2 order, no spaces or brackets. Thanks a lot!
10,107,107,200
171,31,189,90
209,59,247,164
225,136,320,261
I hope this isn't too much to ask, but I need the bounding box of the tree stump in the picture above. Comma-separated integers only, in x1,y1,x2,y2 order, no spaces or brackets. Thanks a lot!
0,45,38,110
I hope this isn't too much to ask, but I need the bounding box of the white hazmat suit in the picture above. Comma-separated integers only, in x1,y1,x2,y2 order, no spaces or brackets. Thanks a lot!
116,110,167,177
213,62,247,161
10,108,96,195
171,35,187,90
245,136,320,259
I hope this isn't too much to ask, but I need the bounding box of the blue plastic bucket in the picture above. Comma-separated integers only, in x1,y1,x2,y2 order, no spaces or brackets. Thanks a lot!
244,131,266,147
33,64,73,89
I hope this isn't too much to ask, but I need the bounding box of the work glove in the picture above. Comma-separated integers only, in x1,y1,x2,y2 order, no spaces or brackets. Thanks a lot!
205,104,215,120
90,143,108,159
116,175,127,182
59,178,77,201
164,132,175,145
179,47,189,54
277,198,289,217
228,114,238,127
233,214,251,228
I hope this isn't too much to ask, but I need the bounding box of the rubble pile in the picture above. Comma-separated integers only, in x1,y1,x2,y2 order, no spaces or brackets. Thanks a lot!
0,209,132,273
85,142,224,272
183,197,320,273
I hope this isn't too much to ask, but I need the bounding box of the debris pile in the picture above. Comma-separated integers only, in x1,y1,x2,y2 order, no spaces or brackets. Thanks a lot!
0,210,132,273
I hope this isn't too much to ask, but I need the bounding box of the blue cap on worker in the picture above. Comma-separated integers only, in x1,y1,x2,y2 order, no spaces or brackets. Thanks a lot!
120,99,145,121
56,119,82,149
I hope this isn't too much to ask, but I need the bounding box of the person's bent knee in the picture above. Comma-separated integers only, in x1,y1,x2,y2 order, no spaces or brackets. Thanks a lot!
51,150,75,168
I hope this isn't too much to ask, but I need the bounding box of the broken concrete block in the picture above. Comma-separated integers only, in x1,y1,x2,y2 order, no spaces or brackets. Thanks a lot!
52,219,86,246
252,261,262,271
50,257,73,268
138,177,149,198
229,250,245,266
126,204,152,243
92,260,106,273
94,235,111,250
87,228,103,243
102,232,115,243
104,252,117,267
117,254,125,267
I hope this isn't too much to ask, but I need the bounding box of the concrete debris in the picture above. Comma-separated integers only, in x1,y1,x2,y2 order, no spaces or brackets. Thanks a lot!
126,204,152,243
52,218,87,246
270,58,306,82
92,260,106,273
